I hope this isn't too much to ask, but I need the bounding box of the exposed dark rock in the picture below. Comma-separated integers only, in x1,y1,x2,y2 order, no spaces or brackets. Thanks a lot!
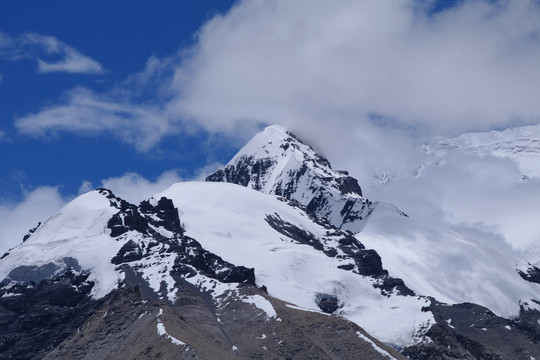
265,213,414,296
102,189,256,288
22,222,41,242
265,213,325,252
513,301,540,344
0,269,101,360
315,293,340,313
140,197,184,234
206,156,274,191
169,238,256,286
339,198,375,226
205,127,377,232
404,300,540,359
518,266,540,285
111,240,143,265
101,189,184,238
374,276,415,297
336,176,363,196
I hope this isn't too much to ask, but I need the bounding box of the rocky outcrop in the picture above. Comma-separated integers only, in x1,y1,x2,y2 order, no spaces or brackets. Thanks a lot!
403,301,540,359
0,267,101,360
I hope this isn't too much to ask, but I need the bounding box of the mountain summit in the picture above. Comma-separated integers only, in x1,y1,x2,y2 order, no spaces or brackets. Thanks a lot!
207,125,376,232
0,125,539,359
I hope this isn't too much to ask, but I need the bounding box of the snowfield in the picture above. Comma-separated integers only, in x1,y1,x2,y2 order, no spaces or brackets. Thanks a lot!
0,191,125,298
156,181,434,345
357,203,540,318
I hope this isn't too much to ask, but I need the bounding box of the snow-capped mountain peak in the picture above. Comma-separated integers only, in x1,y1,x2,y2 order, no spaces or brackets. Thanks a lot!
207,124,375,232
1,125,540,359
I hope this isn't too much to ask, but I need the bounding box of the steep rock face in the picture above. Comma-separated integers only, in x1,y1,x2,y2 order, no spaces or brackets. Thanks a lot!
206,125,377,232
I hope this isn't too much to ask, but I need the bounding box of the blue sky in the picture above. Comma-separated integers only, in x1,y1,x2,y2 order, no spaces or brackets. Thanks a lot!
0,0,237,201
2,0,540,255
0,0,471,204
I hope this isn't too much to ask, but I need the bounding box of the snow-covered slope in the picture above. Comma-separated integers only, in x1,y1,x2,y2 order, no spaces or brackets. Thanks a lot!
1,124,540,359
155,181,433,345
207,125,376,232
426,124,540,179
358,203,540,319
205,125,540,319
0,190,123,298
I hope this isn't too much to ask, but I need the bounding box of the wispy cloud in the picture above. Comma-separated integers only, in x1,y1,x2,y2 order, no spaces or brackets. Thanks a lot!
14,87,174,151
96,170,183,203
0,31,103,74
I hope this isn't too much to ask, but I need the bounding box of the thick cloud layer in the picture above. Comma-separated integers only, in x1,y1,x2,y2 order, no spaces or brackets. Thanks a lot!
17,0,540,151
167,0,540,262
175,0,540,133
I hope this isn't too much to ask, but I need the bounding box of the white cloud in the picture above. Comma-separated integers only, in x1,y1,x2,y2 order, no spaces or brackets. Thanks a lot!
37,49,103,74
0,32,103,74
17,0,540,164
0,187,68,256
14,87,174,151
173,0,540,136
163,0,540,262
98,170,183,204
